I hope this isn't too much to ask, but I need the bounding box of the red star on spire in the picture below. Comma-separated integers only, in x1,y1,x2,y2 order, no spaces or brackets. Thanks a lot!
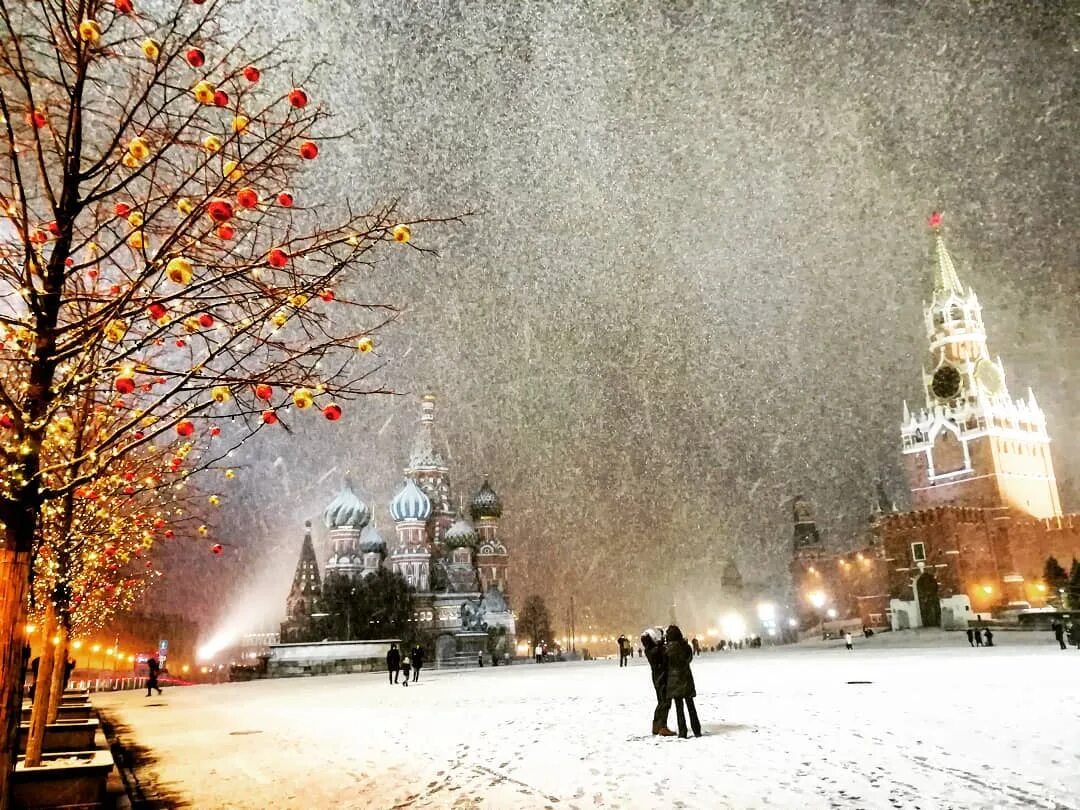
928,211,942,229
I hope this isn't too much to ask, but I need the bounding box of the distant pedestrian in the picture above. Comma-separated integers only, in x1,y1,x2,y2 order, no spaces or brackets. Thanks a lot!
664,625,701,739
478,650,484,667
411,645,424,682
1052,621,1066,650
983,628,994,647
966,628,975,647
64,657,76,689
146,655,163,697
617,634,628,667
691,637,700,656
641,628,674,737
844,631,853,651
534,643,543,664
386,643,401,684
401,655,411,686
973,628,983,647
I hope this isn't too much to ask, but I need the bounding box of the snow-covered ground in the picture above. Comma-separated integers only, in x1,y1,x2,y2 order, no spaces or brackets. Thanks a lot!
94,634,1080,809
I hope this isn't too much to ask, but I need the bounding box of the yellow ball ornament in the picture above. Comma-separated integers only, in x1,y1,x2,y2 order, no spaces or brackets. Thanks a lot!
165,256,194,285
357,336,374,353
223,160,243,181
232,115,249,133
140,39,160,61
202,135,222,152
126,211,143,228
78,20,101,44
193,81,216,105
176,198,194,215
292,388,313,409
225,469,236,480
209,495,221,506
392,224,411,243
127,231,144,249
211,385,231,404
104,320,128,342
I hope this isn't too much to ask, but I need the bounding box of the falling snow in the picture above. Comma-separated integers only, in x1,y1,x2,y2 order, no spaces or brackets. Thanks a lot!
143,2,1080,638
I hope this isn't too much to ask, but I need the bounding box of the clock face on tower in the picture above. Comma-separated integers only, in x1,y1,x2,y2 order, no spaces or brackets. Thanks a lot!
931,365,962,400
975,359,1004,396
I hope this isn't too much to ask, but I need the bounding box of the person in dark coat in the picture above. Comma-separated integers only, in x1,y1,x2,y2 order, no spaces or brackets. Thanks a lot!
386,643,401,684
690,637,700,656
617,634,628,667
411,645,424,682
965,628,975,647
1052,620,1066,650
641,628,674,736
400,655,411,686
664,625,701,738
28,656,40,702
973,627,983,647
983,627,994,647
146,655,163,697
64,657,76,689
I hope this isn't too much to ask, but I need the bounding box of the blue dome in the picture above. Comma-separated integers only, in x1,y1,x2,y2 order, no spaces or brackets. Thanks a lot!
359,522,386,553
444,514,478,548
390,478,432,522
322,478,370,530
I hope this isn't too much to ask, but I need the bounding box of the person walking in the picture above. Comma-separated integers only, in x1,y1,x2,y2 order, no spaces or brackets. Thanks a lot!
966,628,975,647
983,627,994,647
844,631,853,651
64,657,76,690
386,643,401,685
534,643,543,664
617,634,627,667
664,625,701,738
400,655,411,686
1052,621,1066,650
691,637,700,656
411,645,424,682
973,627,983,647
641,628,674,736
146,655,163,697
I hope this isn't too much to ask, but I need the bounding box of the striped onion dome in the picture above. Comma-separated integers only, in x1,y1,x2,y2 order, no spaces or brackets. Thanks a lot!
359,521,386,553
444,513,478,549
389,478,432,522
469,477,502,520
322,478,370,530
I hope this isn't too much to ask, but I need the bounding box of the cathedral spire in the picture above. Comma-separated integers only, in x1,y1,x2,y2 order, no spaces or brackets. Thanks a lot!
928,212,963,297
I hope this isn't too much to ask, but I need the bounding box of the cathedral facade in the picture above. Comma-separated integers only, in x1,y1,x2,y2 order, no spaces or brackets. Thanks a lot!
281,394,515,661
793,214,1080,630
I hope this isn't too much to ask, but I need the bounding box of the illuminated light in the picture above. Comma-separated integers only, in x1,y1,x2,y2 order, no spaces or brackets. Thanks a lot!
787,618,798,628
91,644,101,653
807,590,826,609
1035,583,1047,593
756,603,776,622
981,585,993,596
181,665,190,673
721,613,747,640
51,635,61,646
24,623,36,635
706,627,718,637
826,608,838,620
72,640,83,650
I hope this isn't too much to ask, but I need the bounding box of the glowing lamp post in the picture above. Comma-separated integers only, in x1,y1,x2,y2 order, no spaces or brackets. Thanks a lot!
808,590,827,639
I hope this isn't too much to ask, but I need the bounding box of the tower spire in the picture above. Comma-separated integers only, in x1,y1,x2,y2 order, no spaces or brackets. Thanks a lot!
929,212,963,296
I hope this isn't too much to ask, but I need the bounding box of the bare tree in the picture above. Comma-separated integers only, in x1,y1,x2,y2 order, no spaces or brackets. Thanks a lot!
0,0,458,796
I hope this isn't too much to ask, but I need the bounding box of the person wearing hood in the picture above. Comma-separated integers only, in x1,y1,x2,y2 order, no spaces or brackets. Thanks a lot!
641,628,675,736
665,625,701,738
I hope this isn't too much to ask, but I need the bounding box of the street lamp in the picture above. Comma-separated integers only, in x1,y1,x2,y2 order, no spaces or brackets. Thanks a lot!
807,591,828,640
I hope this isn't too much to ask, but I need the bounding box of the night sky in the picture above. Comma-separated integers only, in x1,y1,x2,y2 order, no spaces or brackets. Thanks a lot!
147,1,1080,641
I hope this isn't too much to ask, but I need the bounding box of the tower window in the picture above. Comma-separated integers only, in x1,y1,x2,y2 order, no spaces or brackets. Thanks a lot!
911,542,926,563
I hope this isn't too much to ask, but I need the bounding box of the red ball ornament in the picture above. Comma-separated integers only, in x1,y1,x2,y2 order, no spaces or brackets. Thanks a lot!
211,543,224,555
175,339,186,348
29,229,47,245
186,48,205,68
236,187,258,208
198,312,215,328
146,560,154,569
115,376,135,395
209,426,221,437
65,257,75,267
288,88,308,108
319,289,334,302
243,65,260,82
115,0,133,13
254,384,273,400
213,90,229,107
323,403,342,421
104,543,117,556
114,202,131,217
0,414,13,429
164,529,174,539
277,192,294,208
47,221,60,236
29,110,47,129
299,140,318,160
216,224,235,240
109,284,122,296
124,471,136,481
123,485,136,495
267,248,289,268
176,420,195,437
207,199,234,222
133,430,145,440
148,303,166,320
261,409,278,424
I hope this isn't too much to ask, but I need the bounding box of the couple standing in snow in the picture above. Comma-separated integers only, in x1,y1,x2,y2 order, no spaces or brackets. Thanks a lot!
640,625,701,739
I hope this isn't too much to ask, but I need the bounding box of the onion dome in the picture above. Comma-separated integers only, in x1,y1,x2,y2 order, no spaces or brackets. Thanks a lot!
444,513,478,549
389,478,431,522
359,521,386,554
322,478,370,530
469,477,502,520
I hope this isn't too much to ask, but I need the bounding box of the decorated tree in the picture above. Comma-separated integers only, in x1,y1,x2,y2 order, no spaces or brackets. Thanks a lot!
1043,556,1068,606
516,595,553,651
0,0,455,793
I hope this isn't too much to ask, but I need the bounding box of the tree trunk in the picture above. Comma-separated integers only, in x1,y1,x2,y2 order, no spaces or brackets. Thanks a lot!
0,548,32,810
46,630,68,724
23,603,57,768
